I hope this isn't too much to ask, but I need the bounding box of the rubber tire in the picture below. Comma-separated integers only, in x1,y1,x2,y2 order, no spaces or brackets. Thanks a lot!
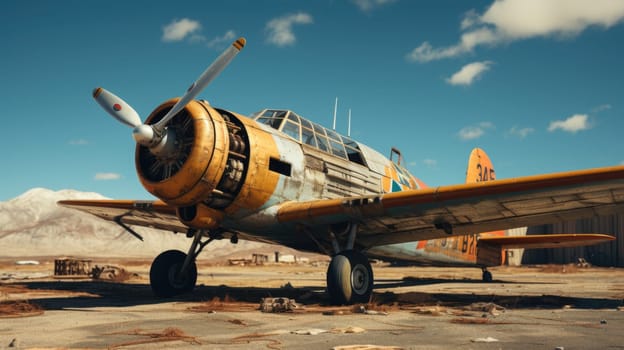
150,250,197,297
326,250,373,305
482,270,493,282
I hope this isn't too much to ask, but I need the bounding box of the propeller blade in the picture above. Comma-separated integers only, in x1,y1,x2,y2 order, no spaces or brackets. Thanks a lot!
93,87,142,128
152,37,246,131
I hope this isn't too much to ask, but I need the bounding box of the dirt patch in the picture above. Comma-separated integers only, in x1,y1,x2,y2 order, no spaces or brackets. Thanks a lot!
539,264,579,273
188,295,260,313
0,300,44,318
108,327,201,349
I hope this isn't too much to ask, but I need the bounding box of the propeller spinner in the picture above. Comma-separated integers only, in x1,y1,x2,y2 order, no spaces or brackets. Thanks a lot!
93,37,246,152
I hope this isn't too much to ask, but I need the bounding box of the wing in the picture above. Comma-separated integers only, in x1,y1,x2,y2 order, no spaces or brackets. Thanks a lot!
57,199,187,234
478,234,615,249
277,165,624,248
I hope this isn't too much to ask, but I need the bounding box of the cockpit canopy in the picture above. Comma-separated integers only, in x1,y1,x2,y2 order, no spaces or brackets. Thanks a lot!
251,109,366,166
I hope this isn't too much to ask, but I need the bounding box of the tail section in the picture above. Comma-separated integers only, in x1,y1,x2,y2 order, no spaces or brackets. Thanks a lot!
465,147,496,183
465,148,507,266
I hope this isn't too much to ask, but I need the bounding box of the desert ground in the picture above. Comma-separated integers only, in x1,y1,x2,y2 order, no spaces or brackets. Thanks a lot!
1,258,624,350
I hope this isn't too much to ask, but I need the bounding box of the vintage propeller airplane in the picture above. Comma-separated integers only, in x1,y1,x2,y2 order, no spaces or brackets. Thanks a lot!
60,37,624,304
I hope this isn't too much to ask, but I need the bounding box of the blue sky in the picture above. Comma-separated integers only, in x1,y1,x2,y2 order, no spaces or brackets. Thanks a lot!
2,0,623,201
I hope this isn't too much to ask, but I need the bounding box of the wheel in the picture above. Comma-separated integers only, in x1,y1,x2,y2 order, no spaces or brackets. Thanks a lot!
150,250,197,297
482,269,493,282
326,250,373,305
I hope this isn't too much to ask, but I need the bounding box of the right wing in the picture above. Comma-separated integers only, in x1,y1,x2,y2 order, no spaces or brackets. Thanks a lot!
277,165,624,248
478,233,615,249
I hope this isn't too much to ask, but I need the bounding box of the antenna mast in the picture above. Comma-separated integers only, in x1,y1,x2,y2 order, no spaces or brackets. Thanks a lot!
348,108,352,137
332,97,338,130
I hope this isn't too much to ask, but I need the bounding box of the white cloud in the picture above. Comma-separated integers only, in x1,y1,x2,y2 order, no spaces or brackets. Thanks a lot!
69,139,88,145
207,30,236,49
352,0,397,12
508,126,535,139
458,122,494,140
407,0,624,62
266,12,313,47
162,18,202,42
94,173,122,181
446,61,493,86
547,114,591,133
423,159,438,168
592,104,612,113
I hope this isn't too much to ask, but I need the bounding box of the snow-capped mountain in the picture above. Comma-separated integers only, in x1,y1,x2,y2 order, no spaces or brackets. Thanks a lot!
0,188,265,259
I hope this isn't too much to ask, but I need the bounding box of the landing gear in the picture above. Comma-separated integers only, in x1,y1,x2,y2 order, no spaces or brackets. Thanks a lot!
150,250,197,297
482,267,493,282
326,250,373,305
150,229,216,297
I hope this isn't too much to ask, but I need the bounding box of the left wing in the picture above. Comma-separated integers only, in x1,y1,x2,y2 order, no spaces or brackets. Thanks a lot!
58,199,186,234
278,165,624,248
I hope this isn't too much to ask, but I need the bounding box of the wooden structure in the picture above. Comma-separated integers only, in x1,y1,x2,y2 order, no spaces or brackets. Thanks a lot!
54,258,92,276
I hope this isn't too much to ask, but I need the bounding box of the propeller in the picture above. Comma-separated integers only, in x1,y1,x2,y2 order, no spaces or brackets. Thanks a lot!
93,37,246,149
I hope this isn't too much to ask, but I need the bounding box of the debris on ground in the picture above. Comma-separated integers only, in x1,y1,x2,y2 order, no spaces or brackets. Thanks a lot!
229,331,283,349
412,305,444,316
188,296,258,313
291,328,327,335
228,319,248,326
330,326,366,334
91,265,137,282
108,327,201,349
15,260,39,265
7,338,17,347
353,305,388,316
332,345,404,350
471,337,499,343
451,318,493,324
463,302,505,316
260,297,300,313
577,258,591,268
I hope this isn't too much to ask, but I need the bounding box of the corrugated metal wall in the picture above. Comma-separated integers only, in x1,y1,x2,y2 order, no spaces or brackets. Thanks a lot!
521,214,624,267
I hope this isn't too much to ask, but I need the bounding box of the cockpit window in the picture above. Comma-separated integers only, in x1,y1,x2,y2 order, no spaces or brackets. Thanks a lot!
256,110,287,129
253,109,367,166
282,120,301,141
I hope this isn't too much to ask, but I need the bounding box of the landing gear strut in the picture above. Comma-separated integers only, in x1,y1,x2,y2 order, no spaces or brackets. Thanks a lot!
482,267,493,282
149,229,214,297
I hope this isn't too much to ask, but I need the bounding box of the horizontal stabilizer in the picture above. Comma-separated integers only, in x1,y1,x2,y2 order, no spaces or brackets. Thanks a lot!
478,234,615,250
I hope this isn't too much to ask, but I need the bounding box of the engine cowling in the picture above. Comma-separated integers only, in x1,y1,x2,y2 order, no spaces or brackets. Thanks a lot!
135,99,231,207
136,99,283,230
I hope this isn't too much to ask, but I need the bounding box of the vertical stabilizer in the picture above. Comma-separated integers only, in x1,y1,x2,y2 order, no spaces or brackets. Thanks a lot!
465,148,506,267
465,147,496,183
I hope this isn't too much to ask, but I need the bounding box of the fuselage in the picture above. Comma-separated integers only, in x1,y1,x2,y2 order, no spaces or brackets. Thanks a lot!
136,102,505,267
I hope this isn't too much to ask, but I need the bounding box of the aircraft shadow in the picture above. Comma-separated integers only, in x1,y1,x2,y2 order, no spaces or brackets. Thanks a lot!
6,278,622,311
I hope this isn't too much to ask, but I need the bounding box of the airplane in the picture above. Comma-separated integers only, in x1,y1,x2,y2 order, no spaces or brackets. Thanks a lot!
59,37,624,305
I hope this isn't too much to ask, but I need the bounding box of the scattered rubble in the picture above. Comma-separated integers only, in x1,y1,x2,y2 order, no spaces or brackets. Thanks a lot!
91,264,136,282
332,345,404,350
260,297,300,313
471,337,499,343
463,302,505,316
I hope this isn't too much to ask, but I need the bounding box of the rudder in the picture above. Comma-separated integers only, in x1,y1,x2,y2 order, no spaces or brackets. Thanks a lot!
465,147,496,183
